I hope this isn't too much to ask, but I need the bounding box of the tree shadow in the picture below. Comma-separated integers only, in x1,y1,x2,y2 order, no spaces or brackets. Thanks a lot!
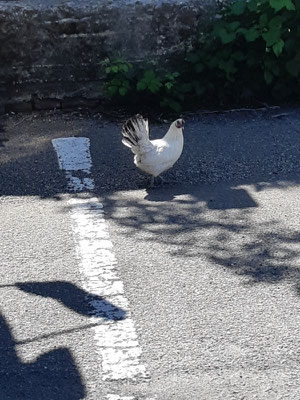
0,312,85,400
1,110,300,295
144,183,258,208
206,226,300,286
103,181,300,294
0,120,8,147
13,280,126,320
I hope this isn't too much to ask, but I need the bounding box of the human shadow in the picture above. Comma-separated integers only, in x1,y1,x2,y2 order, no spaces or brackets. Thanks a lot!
14,280,126,320
0,312,85,400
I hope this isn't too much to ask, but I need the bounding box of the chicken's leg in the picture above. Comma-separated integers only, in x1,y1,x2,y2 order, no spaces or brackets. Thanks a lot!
149,175,155,188
158,175,166,185
158,175,177,185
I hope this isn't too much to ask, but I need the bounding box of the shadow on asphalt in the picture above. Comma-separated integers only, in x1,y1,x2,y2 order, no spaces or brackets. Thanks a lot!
0,110,300,395
1,110,300,291
144,184,258,209
12,280,126,320
0,120,8,147
0,312,85,400
1,109,300,198
103,181,300,292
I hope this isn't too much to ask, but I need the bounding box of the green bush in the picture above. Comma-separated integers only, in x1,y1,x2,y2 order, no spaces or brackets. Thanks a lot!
187,0,300,104
101,0,300,112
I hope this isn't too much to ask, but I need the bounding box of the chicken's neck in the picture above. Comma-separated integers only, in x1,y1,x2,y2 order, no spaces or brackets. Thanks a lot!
163,128,183,143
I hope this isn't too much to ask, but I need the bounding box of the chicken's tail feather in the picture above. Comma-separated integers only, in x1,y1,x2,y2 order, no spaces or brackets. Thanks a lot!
122,114,149,152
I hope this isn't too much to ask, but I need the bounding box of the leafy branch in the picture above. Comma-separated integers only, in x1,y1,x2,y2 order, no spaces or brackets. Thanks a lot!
100,0,300,112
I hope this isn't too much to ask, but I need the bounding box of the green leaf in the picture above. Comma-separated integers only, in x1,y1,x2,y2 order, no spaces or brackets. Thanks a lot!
111,65,119,73
269,0,295,11
272,39,284,57
213,22,237,43
107,86,118,96
269,15,283,29
119,87,127,96
165,82,173,90
231,0,246,15
164,72,180,83
111,78,122,86
264,70,273,84
144,70,156,80
259,13,268,28
136,70,162,93
285,0,296,9
247,0,258,11
148,81,162,93
245,27,260,41
229,21,240,31
237,27,247,35
137,81,147,91
220,28,236,43
269,0,285,11
262,27,281,46
100,57,110,67
120,64,129,73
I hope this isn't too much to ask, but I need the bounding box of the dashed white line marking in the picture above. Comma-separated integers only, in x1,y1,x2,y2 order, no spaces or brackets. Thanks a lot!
52,137,94,191
52,137,147,381
52,137,92,172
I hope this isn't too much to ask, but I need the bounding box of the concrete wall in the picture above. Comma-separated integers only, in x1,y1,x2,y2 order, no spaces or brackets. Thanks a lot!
0,0,217,110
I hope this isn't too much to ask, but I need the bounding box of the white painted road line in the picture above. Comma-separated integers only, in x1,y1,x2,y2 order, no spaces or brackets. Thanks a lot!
52,137,92,172
52,137,148,381
52,137,94,191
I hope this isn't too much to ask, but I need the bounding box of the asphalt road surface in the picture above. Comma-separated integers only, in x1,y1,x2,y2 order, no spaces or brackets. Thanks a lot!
0,107,300,400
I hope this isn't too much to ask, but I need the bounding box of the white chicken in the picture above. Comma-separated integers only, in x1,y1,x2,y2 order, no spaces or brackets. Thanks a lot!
122,114,184,187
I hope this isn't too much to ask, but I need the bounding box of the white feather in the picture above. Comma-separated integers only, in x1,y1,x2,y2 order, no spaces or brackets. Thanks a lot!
122,115,184,178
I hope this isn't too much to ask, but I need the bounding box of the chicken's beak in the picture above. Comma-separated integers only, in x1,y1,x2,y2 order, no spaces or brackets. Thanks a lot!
175,119,185,129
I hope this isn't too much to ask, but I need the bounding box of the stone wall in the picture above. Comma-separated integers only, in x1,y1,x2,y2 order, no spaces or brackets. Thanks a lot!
0,0,217,110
